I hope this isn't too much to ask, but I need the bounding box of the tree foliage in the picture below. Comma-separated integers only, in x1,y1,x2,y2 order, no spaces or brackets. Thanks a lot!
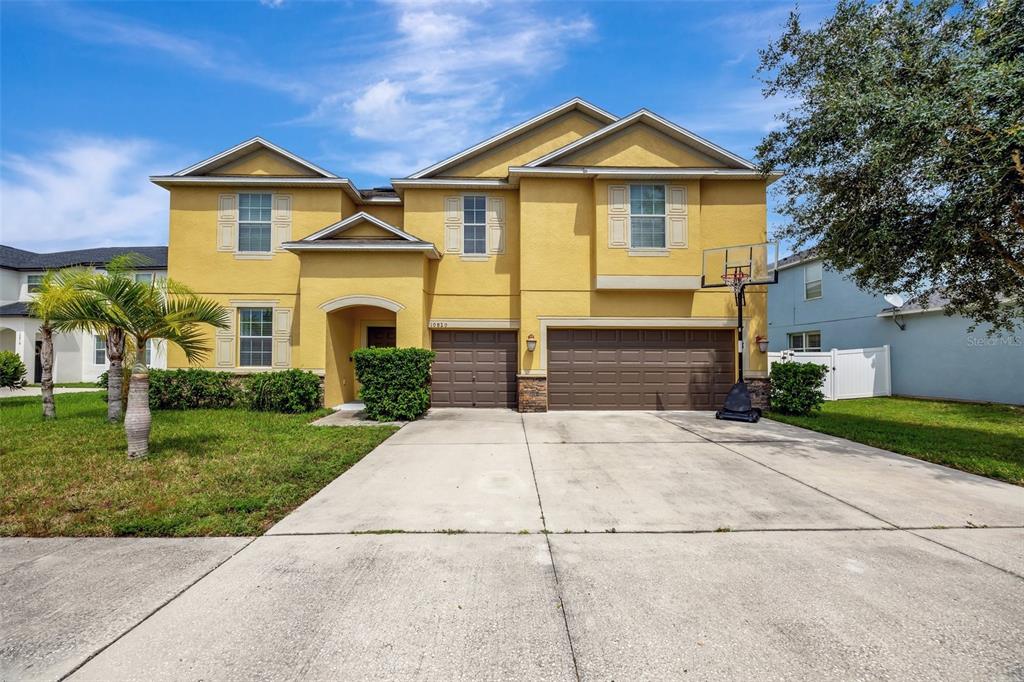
757,0,1024,331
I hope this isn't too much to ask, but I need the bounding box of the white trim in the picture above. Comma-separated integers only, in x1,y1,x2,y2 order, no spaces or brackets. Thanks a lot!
233,253,274,260
150,175,375,205
595,275,702,290
627,249,670,257
428,318,520,330
508,166,779,181
524,109,756,170
319,295,405,314
282,241,441,259
535,316,737,372
459,255,491,262
391,178,515,192
407,98,617,179
204,366,326,376
172,137,338,178
302,212,420,242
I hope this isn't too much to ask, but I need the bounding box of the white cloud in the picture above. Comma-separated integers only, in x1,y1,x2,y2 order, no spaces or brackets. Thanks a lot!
48,4,308,98
305,1,595,175
259,0,287,7
0,137,183,251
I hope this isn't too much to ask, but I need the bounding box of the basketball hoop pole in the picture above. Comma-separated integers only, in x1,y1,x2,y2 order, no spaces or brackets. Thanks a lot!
731,279,748,383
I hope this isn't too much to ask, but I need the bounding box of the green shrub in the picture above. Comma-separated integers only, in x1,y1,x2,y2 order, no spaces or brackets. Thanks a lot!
97,370,108,389
148,368,240,410
0,351,27,389
243,369,322,413
769,361,830,415
352,347,435,421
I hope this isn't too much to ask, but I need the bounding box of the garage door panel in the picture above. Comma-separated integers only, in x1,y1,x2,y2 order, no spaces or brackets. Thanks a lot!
431,331,518,408
548,328,735,411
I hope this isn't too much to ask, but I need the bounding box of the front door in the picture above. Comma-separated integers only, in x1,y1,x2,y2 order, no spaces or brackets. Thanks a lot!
33,340,42,383
366,326,397,348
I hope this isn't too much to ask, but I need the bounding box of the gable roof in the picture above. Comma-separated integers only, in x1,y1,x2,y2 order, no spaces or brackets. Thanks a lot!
172,137,338,178
524,109,757,170
283,213,440,259
0,245,168,271
407,98,617,179
301,212,422,242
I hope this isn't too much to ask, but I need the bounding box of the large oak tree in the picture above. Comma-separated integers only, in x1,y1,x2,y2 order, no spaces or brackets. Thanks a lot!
757,0,1023,332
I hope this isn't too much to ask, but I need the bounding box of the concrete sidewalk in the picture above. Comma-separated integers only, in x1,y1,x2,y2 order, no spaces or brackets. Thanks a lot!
3,409,1022,680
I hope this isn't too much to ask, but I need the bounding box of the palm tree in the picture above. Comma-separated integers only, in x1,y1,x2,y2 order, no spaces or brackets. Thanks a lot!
92,254,148,423
27,268,90,420
58,276,229,458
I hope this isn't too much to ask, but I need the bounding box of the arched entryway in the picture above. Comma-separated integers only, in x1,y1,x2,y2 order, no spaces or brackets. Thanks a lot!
320,296,403,407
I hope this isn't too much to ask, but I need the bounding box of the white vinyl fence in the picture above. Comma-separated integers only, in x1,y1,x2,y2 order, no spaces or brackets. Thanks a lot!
768,346,891,400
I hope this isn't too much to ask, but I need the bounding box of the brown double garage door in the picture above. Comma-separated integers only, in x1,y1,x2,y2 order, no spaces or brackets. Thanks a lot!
547,328,735,410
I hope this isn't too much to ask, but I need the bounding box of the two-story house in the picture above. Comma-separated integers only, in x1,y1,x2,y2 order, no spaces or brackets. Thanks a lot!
769,249,1023,405
151,99,776,412
0,246,168,384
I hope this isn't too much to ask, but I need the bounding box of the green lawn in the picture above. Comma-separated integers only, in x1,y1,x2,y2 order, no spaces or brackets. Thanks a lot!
0,391,397,537
769,397,1024,486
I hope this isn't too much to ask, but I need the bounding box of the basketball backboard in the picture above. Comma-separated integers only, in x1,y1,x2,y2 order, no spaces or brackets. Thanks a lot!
701,241,779,288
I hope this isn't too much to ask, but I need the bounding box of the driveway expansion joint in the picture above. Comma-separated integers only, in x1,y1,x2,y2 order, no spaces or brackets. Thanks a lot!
521,414,582,682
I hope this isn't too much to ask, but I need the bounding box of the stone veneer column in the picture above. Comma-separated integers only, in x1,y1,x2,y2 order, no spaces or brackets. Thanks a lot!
517,375,548,413
746,377,770,412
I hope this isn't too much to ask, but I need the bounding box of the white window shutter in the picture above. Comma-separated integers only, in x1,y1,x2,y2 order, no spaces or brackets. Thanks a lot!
217,194,237,252
215,307,236,367
272,194,292,251
486,196,505,254
667,185,688,248
608,185,629,247
272,307,292,367
444,196,462,253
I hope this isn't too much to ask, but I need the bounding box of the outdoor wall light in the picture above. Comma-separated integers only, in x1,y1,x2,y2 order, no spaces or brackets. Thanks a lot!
755,336,769,353
526,334,537,352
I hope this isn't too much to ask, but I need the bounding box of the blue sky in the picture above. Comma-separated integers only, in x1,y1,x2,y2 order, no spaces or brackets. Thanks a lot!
0,0,827,252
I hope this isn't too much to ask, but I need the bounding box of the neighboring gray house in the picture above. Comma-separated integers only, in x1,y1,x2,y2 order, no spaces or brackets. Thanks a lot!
768,248,1023,405
0,245,168,384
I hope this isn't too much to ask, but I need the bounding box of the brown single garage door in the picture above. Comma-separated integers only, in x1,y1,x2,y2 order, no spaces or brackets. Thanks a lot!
431,330,518,408
547,328,735,410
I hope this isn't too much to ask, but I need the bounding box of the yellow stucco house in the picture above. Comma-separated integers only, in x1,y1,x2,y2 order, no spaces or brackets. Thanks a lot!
152,99,778,412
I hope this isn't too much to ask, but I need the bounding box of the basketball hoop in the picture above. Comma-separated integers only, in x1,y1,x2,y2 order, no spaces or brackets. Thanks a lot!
722,268,749,305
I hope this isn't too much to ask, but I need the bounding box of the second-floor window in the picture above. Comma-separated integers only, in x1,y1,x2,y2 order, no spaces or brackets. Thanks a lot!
26,274,44,293
239,307,273,367
238,193,273,253
629,184,666,249
135,272,154,284
463,195,486,254
804,261,823,300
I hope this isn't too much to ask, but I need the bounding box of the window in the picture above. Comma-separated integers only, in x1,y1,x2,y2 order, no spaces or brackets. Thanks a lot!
462,195,486,255
141,340,153,366
135,272,154,284
788,331,822,352
239,308,273,367
26,274,44,293
804,261,823,299
629,184,666,249
238,193,273,252
94,335,106,365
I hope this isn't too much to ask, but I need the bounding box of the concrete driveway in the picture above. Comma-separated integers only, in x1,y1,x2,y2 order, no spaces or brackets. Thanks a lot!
3,410,1022,680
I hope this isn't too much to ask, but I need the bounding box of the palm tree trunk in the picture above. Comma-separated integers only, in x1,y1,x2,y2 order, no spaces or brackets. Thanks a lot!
40,324,55,420
105,328,125,423
124,350,151,459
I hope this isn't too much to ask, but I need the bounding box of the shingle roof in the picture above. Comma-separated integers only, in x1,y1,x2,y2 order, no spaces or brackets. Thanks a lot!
776,246,820,271
0,302,30,317
0,246,168,271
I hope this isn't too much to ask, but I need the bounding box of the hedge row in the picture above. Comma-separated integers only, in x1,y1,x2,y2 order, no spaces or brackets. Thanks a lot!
352,347,435,421
99,368,323,413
